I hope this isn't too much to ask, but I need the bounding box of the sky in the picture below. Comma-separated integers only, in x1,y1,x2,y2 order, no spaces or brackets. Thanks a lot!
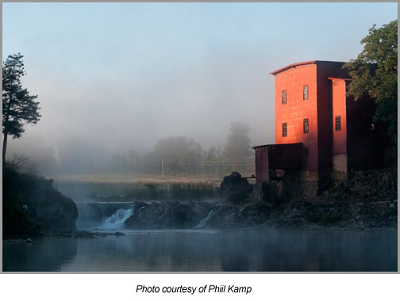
2,1,398,173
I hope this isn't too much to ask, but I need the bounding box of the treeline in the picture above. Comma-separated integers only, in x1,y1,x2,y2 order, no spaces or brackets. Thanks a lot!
109,134,254,177
108,140,254,177
92,121,254,177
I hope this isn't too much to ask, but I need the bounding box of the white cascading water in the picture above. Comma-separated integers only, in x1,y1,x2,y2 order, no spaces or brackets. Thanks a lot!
193,210,215,229
98,208,134,230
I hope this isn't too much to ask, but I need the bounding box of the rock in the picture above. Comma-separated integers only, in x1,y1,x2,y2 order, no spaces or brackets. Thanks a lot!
209,204,241,227
239,202,273,225
33,192,78,231
208,202,273,227
357,221,365,230
115,231,125,236
22,180,79,231
3,166,79,238
221,172,253,204
124,201,215,229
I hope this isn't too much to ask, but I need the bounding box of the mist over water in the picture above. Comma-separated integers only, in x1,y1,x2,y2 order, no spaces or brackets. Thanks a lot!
4,182,397,272
3,229,397,272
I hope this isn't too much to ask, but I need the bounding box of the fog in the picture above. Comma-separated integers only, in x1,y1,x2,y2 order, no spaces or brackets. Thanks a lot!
4,228,397,271
3,2,397,175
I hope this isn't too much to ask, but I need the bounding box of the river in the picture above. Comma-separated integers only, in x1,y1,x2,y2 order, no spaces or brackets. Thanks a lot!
3,228,397,272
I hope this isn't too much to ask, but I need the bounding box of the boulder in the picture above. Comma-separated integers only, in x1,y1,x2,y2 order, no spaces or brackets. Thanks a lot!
3,166,78,235
207,202,273,228
32,191,78,231
220,172,253,204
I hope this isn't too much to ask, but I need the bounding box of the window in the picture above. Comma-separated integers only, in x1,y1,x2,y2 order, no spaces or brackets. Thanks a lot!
282,122,287,137
335,116,341,131
303,85,309,100
282,90,287,104
303,118,309,133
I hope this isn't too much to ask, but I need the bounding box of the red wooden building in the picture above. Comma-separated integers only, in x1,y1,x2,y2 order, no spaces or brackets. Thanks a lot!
253,60,390,185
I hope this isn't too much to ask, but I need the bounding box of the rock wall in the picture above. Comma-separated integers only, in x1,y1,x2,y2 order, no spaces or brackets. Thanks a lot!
265,199,397,229
123,170,397,230
123,201,273,229
124,201,214,229
3,166,78,237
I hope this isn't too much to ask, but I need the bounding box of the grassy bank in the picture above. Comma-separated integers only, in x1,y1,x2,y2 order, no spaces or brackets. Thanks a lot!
50,172,224,184
55,177,222,202
124,181,221,201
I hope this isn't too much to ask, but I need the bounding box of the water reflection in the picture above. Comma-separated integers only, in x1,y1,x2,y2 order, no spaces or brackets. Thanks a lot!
61,230,223,272
219,230,397,271
2,229,397,272
3,238,77,272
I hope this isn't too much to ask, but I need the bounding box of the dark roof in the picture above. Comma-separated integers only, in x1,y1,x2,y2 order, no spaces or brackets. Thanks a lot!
270,60,346,75
328,77,354,81
270,60,317,75
252,143,303,150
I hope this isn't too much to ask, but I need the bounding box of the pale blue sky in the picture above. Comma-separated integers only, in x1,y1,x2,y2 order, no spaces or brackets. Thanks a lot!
2,2,397,171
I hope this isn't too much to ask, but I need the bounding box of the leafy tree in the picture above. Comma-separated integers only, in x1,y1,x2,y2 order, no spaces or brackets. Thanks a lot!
150,136,203,175
344,20,397,145
110,153,131,172
206,147,220,162
2,53,41,165
224,121,252,163
204,146,223,175
109,151,143,173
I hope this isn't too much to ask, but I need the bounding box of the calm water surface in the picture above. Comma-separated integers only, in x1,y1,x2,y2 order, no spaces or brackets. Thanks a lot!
3,229,397,272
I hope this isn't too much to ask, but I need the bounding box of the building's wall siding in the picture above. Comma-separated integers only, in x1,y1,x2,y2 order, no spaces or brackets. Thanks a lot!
331,78,348,172
254,144,303,183
274,64,318,171
254,147,270,183
267,143,303,169
316,62,350,171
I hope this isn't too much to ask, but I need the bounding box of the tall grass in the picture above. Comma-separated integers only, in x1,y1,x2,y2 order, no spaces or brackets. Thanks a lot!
168,182,220,201
84,181,221,201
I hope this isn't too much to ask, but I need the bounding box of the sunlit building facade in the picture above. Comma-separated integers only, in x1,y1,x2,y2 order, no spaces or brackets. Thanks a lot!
253,60,390,186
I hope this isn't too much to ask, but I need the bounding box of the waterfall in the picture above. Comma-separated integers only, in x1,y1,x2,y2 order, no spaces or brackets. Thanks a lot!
98,208,134,230
76,201,217,230
193,210,215,229
76,202,135,230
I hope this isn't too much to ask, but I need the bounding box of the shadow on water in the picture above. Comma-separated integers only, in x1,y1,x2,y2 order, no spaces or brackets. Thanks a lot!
3,229,396,272
59,230,224,272
219,230,397,272
3,238,77,272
